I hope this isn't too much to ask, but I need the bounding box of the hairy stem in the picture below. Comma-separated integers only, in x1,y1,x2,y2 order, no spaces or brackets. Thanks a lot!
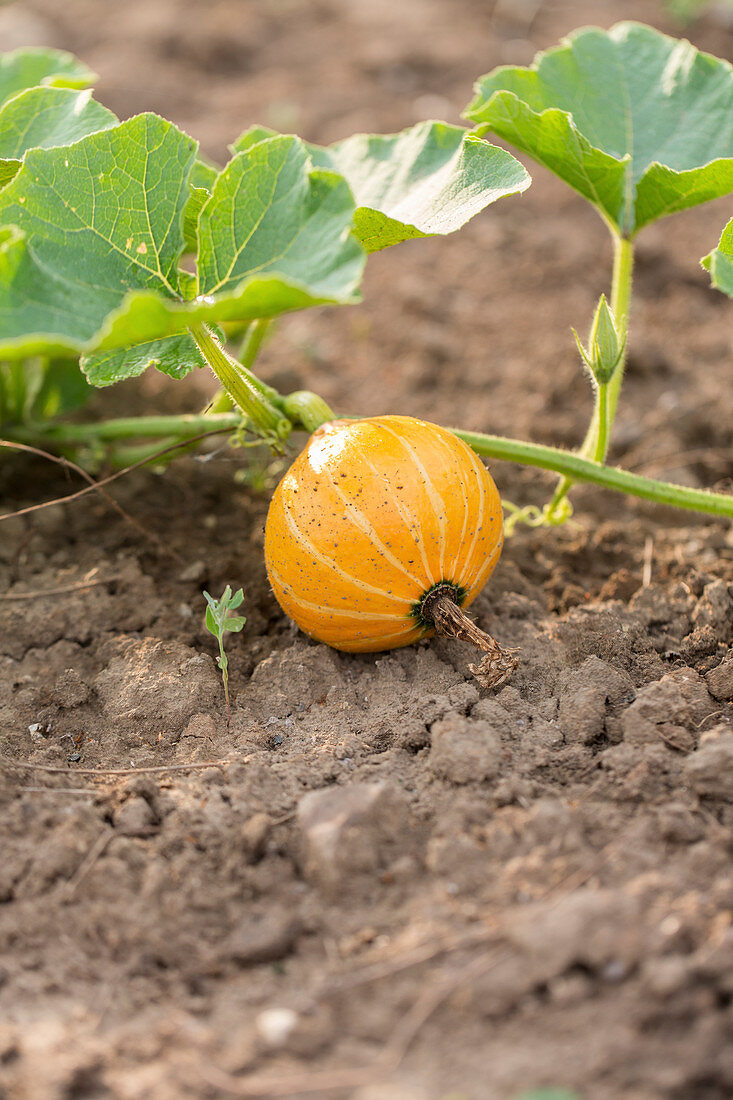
204,322,276,417
583,233,634,459
190,323,287,437
606,234,634,429
7,415,732,520
238,319,271,373
454,428,733,518
218,642,231,729
594,382,609,463
281,391,335,433
6,412,244,443
101,438,181,467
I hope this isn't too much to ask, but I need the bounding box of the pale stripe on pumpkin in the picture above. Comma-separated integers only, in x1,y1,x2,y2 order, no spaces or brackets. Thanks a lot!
268,563,407,623
324,467,426,589
369,423,439,584
459,442,493,586
363,452,436,588
278,499,409,607
465,537,503,600
428,425,474,583
378,420,448,579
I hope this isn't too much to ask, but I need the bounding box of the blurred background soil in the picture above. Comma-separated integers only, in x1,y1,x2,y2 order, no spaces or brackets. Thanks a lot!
1,1,733,1098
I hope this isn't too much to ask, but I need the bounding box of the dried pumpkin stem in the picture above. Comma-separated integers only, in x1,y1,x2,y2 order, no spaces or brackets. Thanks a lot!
422,592,520,691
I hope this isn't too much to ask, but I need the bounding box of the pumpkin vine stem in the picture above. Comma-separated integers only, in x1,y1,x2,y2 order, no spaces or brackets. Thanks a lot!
420,587,520,690
10,414,733,518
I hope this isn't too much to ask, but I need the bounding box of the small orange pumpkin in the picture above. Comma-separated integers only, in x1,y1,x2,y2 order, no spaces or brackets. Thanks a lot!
265,415,517,685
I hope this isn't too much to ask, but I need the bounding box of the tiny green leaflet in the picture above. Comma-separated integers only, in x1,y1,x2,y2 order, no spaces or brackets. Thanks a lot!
204,586,246,726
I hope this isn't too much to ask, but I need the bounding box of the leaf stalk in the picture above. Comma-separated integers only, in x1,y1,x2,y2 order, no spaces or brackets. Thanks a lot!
190,323,288,439
238,319,271,373
594,381,609,464
607,234,634,426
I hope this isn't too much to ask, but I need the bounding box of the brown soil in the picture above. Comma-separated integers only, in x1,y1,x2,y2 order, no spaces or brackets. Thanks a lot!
1,1,733,1098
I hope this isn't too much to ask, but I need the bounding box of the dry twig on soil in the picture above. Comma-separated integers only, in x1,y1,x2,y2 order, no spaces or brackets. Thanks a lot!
0,575,118,601
2,759,240,778
0,439,158,546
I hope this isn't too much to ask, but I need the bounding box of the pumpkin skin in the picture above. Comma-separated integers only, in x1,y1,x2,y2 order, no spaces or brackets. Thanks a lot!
264,414,504,653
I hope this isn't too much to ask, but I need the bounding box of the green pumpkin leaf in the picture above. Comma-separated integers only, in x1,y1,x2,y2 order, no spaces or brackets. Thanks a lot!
701,216,733,296
310,121,530,252
233,120,530,252
28,358,94,419
176,269,198,300
0,161,20,189
0,86,117,189
0,354,93,423
190,156,218,191
0,86,116,157
0,120,364,382
464,21,733,236
88,136,364,381
197,135,364,301
0,48,95,109
81,333,205,387
0,114,197,358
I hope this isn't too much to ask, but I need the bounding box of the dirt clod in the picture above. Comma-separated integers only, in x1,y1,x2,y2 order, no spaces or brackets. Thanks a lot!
706,657,733,701
558,655,634,744
428,713,504,783
241,811,273,863
50,667,91,709
95,637,221,737
114,796,159,836
297,782,413,892
225,912,301,966
692,578,733,640
683,727,733,801
621,668,715,746
508,888,643,980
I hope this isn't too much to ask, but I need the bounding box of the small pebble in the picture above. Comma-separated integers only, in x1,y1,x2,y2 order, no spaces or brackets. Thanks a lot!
255,1008,298,1048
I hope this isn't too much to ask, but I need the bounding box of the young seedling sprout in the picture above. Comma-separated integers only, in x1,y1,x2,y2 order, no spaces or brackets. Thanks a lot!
203,586,246,727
